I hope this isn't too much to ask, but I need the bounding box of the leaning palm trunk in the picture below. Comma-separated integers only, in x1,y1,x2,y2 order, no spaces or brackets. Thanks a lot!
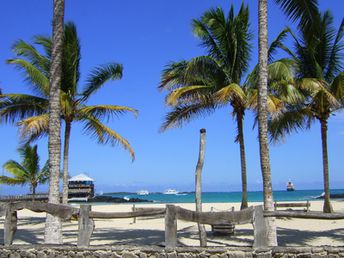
44,0,65,244
320,119,333,213
62,121,71,204
258,0,277,246
237,112,248,210
195,128,207,247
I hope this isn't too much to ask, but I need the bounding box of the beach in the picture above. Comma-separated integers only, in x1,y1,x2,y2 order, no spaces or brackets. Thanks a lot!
0,200,343,247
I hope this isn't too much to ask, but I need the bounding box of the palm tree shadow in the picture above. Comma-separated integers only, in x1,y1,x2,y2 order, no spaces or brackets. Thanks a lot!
277,227,344,246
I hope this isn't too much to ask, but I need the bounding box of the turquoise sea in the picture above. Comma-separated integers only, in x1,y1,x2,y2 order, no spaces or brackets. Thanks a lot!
105,189,344,203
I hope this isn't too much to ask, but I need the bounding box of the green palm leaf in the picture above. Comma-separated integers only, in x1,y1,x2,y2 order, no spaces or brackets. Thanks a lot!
82,63,123,100
78,105,138,121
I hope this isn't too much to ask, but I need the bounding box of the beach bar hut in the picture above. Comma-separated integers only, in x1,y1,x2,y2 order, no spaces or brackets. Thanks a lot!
68,173,95,202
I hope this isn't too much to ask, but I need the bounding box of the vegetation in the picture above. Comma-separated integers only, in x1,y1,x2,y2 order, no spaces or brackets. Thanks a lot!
0,22,137,204
271,1,344,213
0,144,49,201
159,4,252,210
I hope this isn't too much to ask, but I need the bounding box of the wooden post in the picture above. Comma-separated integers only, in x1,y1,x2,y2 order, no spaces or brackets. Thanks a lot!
78,204,94,247
253,205,269,248
165,205,177,248
306,200,310,212
132,204,136,223
4,205,17,246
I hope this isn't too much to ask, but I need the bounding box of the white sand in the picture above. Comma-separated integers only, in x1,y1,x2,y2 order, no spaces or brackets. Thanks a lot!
1,200,343,246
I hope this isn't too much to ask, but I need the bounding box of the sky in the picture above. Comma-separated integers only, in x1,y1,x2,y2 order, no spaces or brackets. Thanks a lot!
0,1,343,195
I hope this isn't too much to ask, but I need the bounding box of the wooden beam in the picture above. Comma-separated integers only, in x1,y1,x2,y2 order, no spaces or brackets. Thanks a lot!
165,205,177,248
253,205,269,248
264,211,344,219
176,206,254,225
78,205,94,247
89,208,166,219
4,205,17,246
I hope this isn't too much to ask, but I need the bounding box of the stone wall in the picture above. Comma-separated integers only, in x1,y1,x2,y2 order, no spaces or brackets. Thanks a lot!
0,245,344,258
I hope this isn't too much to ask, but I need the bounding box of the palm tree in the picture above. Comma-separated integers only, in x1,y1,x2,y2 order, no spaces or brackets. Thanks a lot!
269,9,344,213
46,0,64,244
257,0,277,246
0,22,137,205
159,4,252,210
0,144,49,201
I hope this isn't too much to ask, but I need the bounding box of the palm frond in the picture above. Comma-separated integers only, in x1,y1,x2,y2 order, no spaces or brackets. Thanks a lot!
159,61,189,91
268,28,290,63
160,102,216,132
269,107,314,142
37,160,50,184
165,85,212,106
18,114,49,143
0,94,48,124
82,115,135,161
0,176,26,186
78,105,138,122
2,160,27,178
6,59,50,96
82,63,123,100
214,83,246,105
330,72,344,103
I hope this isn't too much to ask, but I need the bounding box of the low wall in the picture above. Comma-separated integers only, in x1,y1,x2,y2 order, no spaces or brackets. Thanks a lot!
0,245,344,258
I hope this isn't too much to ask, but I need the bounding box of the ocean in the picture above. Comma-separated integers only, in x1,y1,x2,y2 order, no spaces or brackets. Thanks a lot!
104,189,344,203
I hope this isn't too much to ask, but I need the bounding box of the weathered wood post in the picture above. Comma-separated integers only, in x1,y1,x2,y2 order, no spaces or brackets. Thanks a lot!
132,204,136,223
195,128,207,247
4,204,17,246
253,205,269,248
78,204,94,247
165,205,177,248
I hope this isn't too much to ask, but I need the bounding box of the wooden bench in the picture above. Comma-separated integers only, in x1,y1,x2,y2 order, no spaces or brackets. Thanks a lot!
210,206,235,235
274,201,310,212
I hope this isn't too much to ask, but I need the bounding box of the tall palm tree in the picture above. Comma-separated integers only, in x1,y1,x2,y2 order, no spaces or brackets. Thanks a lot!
159,4,252,210
269,10,344,213
0,144,49,201
46,0,64,244
0,22,137,204
257,0,277,246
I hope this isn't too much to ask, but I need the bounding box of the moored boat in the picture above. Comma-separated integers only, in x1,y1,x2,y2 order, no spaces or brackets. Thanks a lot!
286,181,295,191
137,190,149,195
163,189,178,195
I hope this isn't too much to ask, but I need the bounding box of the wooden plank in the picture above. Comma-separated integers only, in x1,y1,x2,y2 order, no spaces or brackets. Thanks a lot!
165,205,177,248
253,205,269,248
132,204,136,224
89,208,166,219
78,205,94,247
264,210,344,219
4,205,17,246
176,206,254,225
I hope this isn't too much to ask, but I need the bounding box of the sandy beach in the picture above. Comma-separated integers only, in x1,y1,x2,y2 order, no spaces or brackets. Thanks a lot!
0,200,343,247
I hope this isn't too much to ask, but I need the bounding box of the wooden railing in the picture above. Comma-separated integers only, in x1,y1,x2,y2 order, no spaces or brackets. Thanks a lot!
1,202,344,248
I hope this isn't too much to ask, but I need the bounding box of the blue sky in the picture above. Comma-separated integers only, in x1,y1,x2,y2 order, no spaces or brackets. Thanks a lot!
0,1,343,194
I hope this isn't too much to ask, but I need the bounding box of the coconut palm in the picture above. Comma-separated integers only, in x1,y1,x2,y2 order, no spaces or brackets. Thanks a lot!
0,22,137,205
45,0,64,244
269,9,344,213
159,4,252,210
0,144,49,201
257,0,277,246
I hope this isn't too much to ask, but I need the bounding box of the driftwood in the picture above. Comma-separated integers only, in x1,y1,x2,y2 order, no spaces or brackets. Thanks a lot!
0,202,79,219
89,208,166,219
78,205,94,247
265,210,344,219
176,206,254,225
165,205,177,248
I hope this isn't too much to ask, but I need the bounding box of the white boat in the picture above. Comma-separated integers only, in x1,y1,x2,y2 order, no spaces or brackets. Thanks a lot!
163,189,178,195
137,190,149,195
286,181,295,191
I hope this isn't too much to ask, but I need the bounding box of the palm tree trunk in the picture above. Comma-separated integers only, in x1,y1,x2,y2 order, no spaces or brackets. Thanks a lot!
320,119,333,213
258,0,277,246
62,121,71,204
195,128,207,247
44,0,64,244
32,183,36,201
237,111,248,210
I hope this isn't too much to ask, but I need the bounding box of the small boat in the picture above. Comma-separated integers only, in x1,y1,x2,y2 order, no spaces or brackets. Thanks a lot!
163,189,178,195
286,181,295,191
137,190,149,195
